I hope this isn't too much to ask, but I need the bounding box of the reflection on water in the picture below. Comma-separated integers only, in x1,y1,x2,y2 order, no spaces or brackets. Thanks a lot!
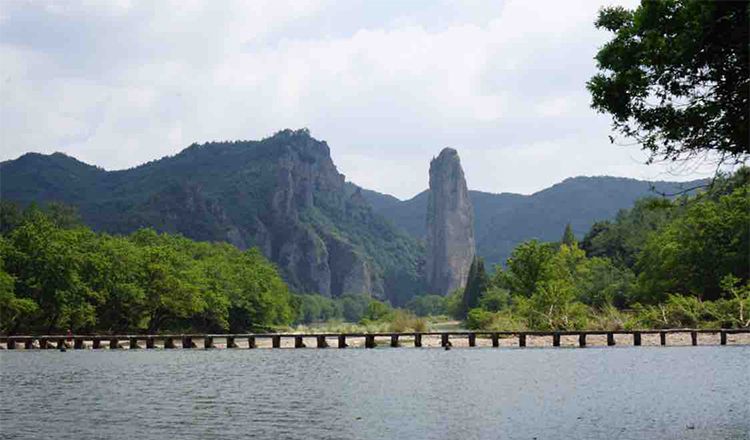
1,346,748,440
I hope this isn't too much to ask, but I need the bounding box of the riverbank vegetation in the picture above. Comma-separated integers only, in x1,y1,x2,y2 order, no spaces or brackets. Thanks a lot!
0,204,296,334
457,171,749,332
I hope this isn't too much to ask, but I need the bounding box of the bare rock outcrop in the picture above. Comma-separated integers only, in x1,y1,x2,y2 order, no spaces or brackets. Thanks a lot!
425,148,475,295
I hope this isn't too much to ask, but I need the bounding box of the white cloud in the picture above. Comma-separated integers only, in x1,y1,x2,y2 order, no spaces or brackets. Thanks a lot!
2,0,707,200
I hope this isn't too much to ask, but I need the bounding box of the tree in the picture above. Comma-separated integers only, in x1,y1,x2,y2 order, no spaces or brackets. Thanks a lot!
635,183,750,302
588,1,749,165
459,257,490,318
561,223,576,246
500,239,556,297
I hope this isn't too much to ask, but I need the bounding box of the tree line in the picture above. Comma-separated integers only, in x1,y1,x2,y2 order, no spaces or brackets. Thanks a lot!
0,203,296,334
454,170,749,331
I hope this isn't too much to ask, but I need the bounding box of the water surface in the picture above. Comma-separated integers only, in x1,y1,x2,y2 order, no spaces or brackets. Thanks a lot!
1,346,748,440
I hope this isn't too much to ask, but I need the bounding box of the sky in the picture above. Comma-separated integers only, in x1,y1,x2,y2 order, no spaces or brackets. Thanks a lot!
0,0,720,200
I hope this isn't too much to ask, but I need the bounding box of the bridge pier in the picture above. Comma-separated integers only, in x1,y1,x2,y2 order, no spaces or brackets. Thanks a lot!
720,331,727,345
491,333,499,347
441,333,450,348
391,335,399,347
633,332,641,346
553,333,560,347
204,337,214,349
248,336,256,349
227,337,237,348
146,337,154,349
415,334,422,347
579,333,586,347
272,336,281,349
365,335,376,348
468,334,476,347
317,336,328,348
164,338,175,349
294,336,305,348
691,331,698,346
338,335,347,348
109,338,118,349
607,332,615,346
518,334,526,347
660,332,667,346
25,340,34,350
75,338,84,350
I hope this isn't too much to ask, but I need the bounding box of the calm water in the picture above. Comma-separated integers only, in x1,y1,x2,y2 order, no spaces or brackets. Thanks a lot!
1,346,748,440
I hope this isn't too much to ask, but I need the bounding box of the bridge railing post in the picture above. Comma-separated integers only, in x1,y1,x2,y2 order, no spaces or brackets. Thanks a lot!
441,333,449,348
607,332,615,346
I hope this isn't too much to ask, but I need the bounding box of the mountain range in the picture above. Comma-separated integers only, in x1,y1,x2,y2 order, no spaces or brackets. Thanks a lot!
0,129,705,303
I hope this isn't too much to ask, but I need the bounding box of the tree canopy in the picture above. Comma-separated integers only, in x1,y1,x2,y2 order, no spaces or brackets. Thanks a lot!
588,0,749,165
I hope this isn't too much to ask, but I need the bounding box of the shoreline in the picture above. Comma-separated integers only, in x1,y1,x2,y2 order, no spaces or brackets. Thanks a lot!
1,332,749,350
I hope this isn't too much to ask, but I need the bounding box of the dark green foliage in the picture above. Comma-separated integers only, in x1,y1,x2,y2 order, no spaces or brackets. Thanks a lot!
465,170,749,330
0,204,295,334
363,176,707,269
635,184,750,302
0,129,426,303
499,239,556,298
561,223,576,246
404,294,448,317
579,198,677,271
588,0,749,164
459,257,490,318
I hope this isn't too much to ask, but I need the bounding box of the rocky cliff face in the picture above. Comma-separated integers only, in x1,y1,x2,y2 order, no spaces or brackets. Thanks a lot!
425,148,475,295
257,131,382,298
0,129,425,302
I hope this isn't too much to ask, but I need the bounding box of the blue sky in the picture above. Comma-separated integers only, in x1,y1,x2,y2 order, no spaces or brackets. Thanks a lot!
0,0,717,199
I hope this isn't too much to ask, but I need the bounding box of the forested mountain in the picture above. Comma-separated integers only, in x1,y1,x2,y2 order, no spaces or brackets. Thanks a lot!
1,129,425,303
356,176,708,269
1,129,707,303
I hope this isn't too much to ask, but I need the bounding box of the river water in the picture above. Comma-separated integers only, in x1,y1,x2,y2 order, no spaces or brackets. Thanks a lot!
1,346,748,440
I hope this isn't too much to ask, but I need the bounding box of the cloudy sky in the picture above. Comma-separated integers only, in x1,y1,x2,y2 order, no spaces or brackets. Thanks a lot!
0,0,716,199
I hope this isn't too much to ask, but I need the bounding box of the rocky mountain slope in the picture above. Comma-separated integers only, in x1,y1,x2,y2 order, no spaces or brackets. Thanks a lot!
0,129,425,302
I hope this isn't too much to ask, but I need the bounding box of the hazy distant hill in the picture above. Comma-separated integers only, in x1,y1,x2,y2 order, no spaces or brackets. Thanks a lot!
355,176,708,269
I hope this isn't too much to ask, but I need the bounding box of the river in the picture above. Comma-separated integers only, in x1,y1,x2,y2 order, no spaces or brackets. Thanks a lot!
1,346,748,440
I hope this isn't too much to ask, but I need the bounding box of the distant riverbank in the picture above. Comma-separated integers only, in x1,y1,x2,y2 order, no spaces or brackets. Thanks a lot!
2,331,749,350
